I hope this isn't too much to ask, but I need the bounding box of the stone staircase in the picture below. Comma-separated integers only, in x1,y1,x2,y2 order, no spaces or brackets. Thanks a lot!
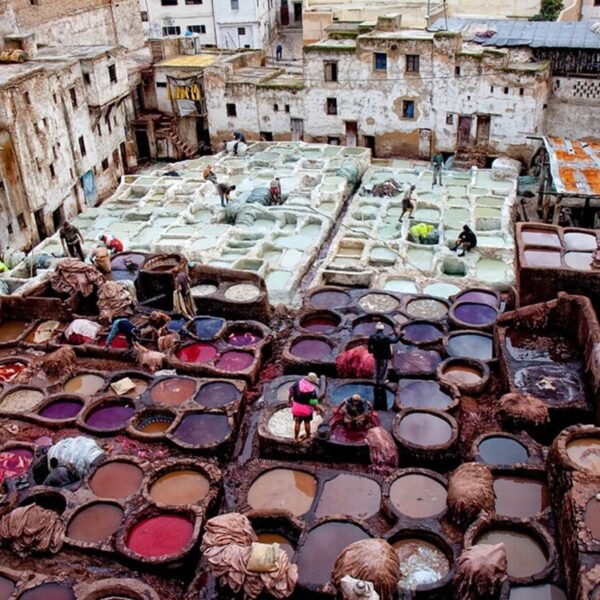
155,115,195,159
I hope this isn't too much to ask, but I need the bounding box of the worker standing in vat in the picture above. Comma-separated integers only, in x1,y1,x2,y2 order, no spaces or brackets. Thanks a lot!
338,394,373,429
270,177,282,205
288,372,323,442
59,222,85,261
203,164,218,185
368,322,400,385
451,225,478,257
218,182,236,207
105,317,139,349
398,185,416,223
432,153,444,187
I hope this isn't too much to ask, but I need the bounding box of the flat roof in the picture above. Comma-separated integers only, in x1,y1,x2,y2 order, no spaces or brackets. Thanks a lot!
429,18,600,50
544,137,600,196
157,54,219,68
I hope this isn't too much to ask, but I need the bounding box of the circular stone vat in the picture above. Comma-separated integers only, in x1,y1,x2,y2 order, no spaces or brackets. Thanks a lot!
405,297,449,319
256,533,295,559
188,317,225,339
0,360,28,383
195,382,240,408
215,350,255,372
63,374,105,396
398,381,456,411
401,321,444,345
352,316,394,336
90,461,143,499
309,289,351,309
395,411,454,448
126,513,194,558
267,407,323,439
227,329,262,347
150,377,196,406
451,302,498,329
585,496,600,539
477,435,529,466
439,358,488,394
149,469,210,506
38,396,84,420
0,447,33,482
300,312,341,334
67,501,124,543
358,293,400,312
329,382,394,409
393,537,451,590
566,437,600,472
0,387,44,413
296,521,370,588
133,411,175,435
109,374,150,398
0,575,14,599
247,469,317,516
493,476,548,518
314,474,381,519
564,231,597,251
176,342,218,364
172,413,231,447
225,283,260,302
474,527,549,579
389,472,447,518
453,289,499,307
290,336,333,360
445,331,494,361
18,584,75,600
84,400,135,431
509,584,566,600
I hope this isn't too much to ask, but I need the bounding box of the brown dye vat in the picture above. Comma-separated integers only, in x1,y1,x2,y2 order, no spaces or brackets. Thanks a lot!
442,365,483,386
149,470,209,506
296,522,370,588
120,377,149,398
256,533,295,559
478,436,529,465
393,538,450,589
493,476,548,518
0,320,29,342
390,474,447,518
397,412,452,447
150,377,196,406
314,474,381,519
474,530,548,578
90,461,144,499
67,502,124,543
64,374,105,396
247,469,317,516
566,438,600,473
509,584,566,600
18,583,75,600
584,496,600,539
0,575,14,599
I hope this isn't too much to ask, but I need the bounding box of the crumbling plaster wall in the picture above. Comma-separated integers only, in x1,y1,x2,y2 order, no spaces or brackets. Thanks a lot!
256,87,304,141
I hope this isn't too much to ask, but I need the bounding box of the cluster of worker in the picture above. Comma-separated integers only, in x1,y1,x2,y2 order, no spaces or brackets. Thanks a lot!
288,321,402,442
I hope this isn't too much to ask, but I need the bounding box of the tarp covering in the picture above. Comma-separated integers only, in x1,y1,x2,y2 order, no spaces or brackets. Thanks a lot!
50,258,103,297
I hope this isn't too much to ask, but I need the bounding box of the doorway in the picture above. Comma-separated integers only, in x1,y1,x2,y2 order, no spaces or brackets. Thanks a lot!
345,121,357,147
476,115,491,146
293,2,302,23
135,129,150,159
34,209,48,241
291,118,304,141
363,135,375,155
457,116,472,149
120,142,128,174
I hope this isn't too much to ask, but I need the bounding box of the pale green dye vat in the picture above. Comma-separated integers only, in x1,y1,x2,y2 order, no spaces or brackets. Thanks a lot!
379,226,399,240
406,247,434,271
477,258,507,282
318,202,335,212
280,249,303,269
153,217,176,228
475,207,502,219
276,235,313,250
202,225,229,237
262,249,283,263
253,219,276,230
167,226,196,236
299,224,321,237
477,235,506,248
370,247,397,264
413,208,440,223
332,257,358,267
384,279,418,293
191,238,218,251
136,227,162,245
477,196,504,208
445,208,470,230
448,197,469,207
423,282,460,299
447,186,468,196
266,270,293,288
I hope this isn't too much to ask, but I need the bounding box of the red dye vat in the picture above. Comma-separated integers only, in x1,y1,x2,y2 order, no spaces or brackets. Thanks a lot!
0,362,26,383
301,316,338,334
126,514,194,557
216,351,254,372
97,334,129,349
227,331,261,347
176,343,218,364
0,448,33,485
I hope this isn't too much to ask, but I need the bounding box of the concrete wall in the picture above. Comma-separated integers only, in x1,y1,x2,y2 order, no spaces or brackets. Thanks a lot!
581,0,600,19
213,0,277,49
446,0,540,18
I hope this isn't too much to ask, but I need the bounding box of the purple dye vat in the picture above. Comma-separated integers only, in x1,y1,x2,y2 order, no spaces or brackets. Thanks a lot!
524,249,561,268
195,382,239,408
301,315,339,334
173,413,232,446
400,381,454,410
455,290,498,307
309,290,351,309
290,338,332,360
18,583,75,600
85,401,135,430
227,330,262,346
446,333,494,361
394,348,441,376
216,351,255,372
353,319,393,336
402,323,443,344
111,253,145,271
190,317,225,339
39,398,84,420
453,303,497,327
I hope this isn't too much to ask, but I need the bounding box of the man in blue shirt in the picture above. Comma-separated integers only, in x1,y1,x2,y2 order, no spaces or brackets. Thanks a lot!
105,317,138,349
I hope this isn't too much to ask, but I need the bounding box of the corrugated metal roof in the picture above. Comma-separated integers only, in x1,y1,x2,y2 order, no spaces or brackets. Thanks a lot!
429,18,600,49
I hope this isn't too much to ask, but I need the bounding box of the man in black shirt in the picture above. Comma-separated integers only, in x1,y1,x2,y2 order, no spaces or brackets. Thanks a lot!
59,221,85,260
452,225,478,257
367,322,400,385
